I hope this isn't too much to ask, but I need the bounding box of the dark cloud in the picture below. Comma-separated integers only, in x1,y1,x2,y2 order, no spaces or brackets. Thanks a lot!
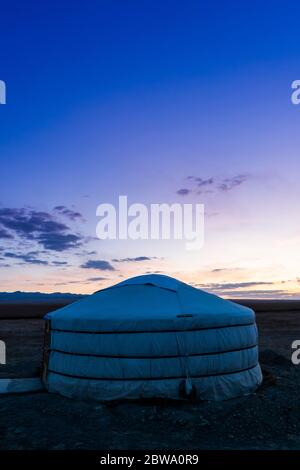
76,249,97,256
36,232,82,251
87,276,107,281
145,270,163,274
196,189,214,195
112,256,156,263
52,261,68,266
4,251,49,265
192,281,289,298
218,174,249,192
54,280,83,286
0,207,83,252
81,260,115,271
180,174,250,195
211,267,243,273
54,206,83,221
0,228,13,239
185,176,214,186
223,289,291,299
197,281,273,290
0,208,67,235
195,177,214,187
176,189,192,196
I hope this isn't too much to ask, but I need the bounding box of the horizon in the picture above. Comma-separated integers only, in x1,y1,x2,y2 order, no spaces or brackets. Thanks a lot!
1,1,300,299
1,277,300,300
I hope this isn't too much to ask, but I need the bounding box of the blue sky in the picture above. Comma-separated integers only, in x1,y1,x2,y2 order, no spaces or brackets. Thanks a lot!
1,1,300,297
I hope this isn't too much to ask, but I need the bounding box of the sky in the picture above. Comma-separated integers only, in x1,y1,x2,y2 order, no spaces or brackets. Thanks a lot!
1,0,300,298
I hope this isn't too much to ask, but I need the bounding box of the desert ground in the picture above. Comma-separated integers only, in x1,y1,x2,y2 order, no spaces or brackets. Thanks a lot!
1,300,300,450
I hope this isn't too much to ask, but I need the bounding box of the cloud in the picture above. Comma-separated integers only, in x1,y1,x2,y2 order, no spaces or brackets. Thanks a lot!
193,281,292,298
112,256,157,263
211,267,244,273
0,208,67,235
176,189,192,196
0,228,13,239
145,270,163,274
0,207,83,252
221,289,293,299
54,205,83,221
75,249,97,257
197,281,274,290
179,174,250,196
36,232,82,251
196,189,214,195
55,276,108,286
195,177,214,187
4,251,49,265
54,280,83,286
185,176,214,186
217,174,249,192
52,261,68,266
81,260,115,271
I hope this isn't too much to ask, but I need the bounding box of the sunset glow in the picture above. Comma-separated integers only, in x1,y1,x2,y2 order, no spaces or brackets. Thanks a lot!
1,2,300,298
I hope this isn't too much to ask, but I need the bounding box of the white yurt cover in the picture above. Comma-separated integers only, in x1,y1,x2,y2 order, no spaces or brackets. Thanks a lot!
44,274,262,401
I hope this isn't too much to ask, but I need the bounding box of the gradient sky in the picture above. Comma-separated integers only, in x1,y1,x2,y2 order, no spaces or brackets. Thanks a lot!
1,0,300,297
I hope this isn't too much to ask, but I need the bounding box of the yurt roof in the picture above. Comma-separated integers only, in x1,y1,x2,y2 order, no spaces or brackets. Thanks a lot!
45,275,254,330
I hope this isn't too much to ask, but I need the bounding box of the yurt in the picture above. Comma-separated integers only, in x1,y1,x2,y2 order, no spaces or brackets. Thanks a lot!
42,274,262,401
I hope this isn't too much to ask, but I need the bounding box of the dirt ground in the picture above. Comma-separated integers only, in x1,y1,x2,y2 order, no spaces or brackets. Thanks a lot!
1,304,300,450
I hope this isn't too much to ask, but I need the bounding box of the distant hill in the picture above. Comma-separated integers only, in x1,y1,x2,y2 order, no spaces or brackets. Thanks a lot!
0,291,86,304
